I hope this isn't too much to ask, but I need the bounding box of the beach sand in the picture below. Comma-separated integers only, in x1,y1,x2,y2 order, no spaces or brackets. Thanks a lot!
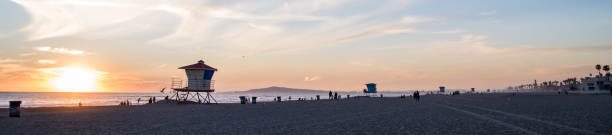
1,93,611,135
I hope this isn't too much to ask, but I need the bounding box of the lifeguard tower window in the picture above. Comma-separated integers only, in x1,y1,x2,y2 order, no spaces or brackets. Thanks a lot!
365,83,377,93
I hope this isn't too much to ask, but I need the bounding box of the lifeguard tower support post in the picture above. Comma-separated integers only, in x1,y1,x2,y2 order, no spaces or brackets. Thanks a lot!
363,83,377,96
172,60,218,103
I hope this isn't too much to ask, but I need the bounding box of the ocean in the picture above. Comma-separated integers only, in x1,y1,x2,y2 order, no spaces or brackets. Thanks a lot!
0,91,411,108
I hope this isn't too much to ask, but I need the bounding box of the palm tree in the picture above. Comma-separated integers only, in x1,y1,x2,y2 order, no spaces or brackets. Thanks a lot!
596,64,602,76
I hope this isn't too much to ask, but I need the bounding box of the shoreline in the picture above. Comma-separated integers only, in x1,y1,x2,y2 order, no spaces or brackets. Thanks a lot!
2,91,610,109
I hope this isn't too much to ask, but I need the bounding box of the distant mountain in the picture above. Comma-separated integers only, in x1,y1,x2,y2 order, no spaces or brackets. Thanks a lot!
239,86,327,94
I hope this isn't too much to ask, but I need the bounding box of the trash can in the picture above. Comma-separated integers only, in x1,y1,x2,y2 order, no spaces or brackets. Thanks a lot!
316,95,320,100
239,96,246,104
277,96,281,102
9,101,21,117
251,97,257,104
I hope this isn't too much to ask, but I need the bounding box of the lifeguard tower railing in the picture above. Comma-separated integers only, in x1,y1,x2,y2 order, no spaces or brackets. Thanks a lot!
171,78,183,89
171,78,215,91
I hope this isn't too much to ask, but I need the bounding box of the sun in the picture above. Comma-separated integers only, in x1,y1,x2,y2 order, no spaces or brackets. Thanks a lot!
49,67,101,92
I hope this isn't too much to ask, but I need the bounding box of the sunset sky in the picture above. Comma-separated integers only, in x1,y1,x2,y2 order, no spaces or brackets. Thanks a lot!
1,0,611,92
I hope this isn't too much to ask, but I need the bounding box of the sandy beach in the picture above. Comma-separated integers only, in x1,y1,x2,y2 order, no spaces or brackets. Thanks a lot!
1,93,611,135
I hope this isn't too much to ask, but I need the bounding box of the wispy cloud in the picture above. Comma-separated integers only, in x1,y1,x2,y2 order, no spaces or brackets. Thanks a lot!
19,52,36,57
38,67,109,76
37,59,56,64
432,29,465,34
156,64,168,68
425,34,612,57
401,16,438,24
35,46,87,55
304,76,321,81
479,10,497,16
0,58,25,74
0,58,21,64
13,0,424,56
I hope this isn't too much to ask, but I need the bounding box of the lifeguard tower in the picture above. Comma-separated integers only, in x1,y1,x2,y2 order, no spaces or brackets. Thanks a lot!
171,60,218,104
363,83,377,96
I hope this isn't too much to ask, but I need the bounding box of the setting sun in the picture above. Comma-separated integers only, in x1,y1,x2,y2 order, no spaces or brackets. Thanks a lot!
47,67,104,92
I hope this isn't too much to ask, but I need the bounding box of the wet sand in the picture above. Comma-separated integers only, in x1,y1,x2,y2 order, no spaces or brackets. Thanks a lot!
1,93,611,135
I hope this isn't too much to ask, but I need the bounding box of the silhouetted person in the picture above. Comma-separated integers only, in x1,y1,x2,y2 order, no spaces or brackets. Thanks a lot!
334,92,338,100
165,96,169,100
329,91,333,99
148,98,153,104
413,91,420,102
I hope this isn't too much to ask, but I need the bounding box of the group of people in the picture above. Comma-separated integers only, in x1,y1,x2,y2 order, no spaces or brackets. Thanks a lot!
413,91,420,101
122,97,158,106
119,100,131,106
399,91,420,102
329,91,341,100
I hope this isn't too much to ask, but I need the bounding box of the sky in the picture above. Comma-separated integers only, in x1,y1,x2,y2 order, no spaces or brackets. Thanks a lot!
1,0,611,92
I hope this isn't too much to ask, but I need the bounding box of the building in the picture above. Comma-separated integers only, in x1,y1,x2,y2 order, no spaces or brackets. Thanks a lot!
577,75,611,93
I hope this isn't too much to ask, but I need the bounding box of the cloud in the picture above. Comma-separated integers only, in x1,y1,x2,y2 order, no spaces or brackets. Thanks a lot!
0,58,25,74
479,10,497,16
13,0,423,55
401,16,438,24
19,52,37,57
432,29,465,34
0,58,21,63
38,67,109,76
12,0,334,40
425,34,612,57
156,64,168,68
304,76,321,81
334,16,436,43
35,46,87,55
37,59,56,64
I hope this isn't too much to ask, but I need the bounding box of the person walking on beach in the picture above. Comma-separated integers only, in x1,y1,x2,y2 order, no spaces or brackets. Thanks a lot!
334,92,338,100
329,91,333,99
413,91,420,102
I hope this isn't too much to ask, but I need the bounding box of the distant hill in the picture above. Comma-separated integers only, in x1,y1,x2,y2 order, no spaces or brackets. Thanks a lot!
239,86,327,94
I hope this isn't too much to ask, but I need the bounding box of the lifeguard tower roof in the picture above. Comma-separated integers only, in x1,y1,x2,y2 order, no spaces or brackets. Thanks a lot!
178,60,217,71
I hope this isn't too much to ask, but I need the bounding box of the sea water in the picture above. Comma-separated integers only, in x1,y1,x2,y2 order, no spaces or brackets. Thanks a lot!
0,91,411,108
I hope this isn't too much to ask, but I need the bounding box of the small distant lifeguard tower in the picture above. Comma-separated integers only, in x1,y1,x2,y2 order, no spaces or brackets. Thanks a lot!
363,83,377,96
171,60,218,103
